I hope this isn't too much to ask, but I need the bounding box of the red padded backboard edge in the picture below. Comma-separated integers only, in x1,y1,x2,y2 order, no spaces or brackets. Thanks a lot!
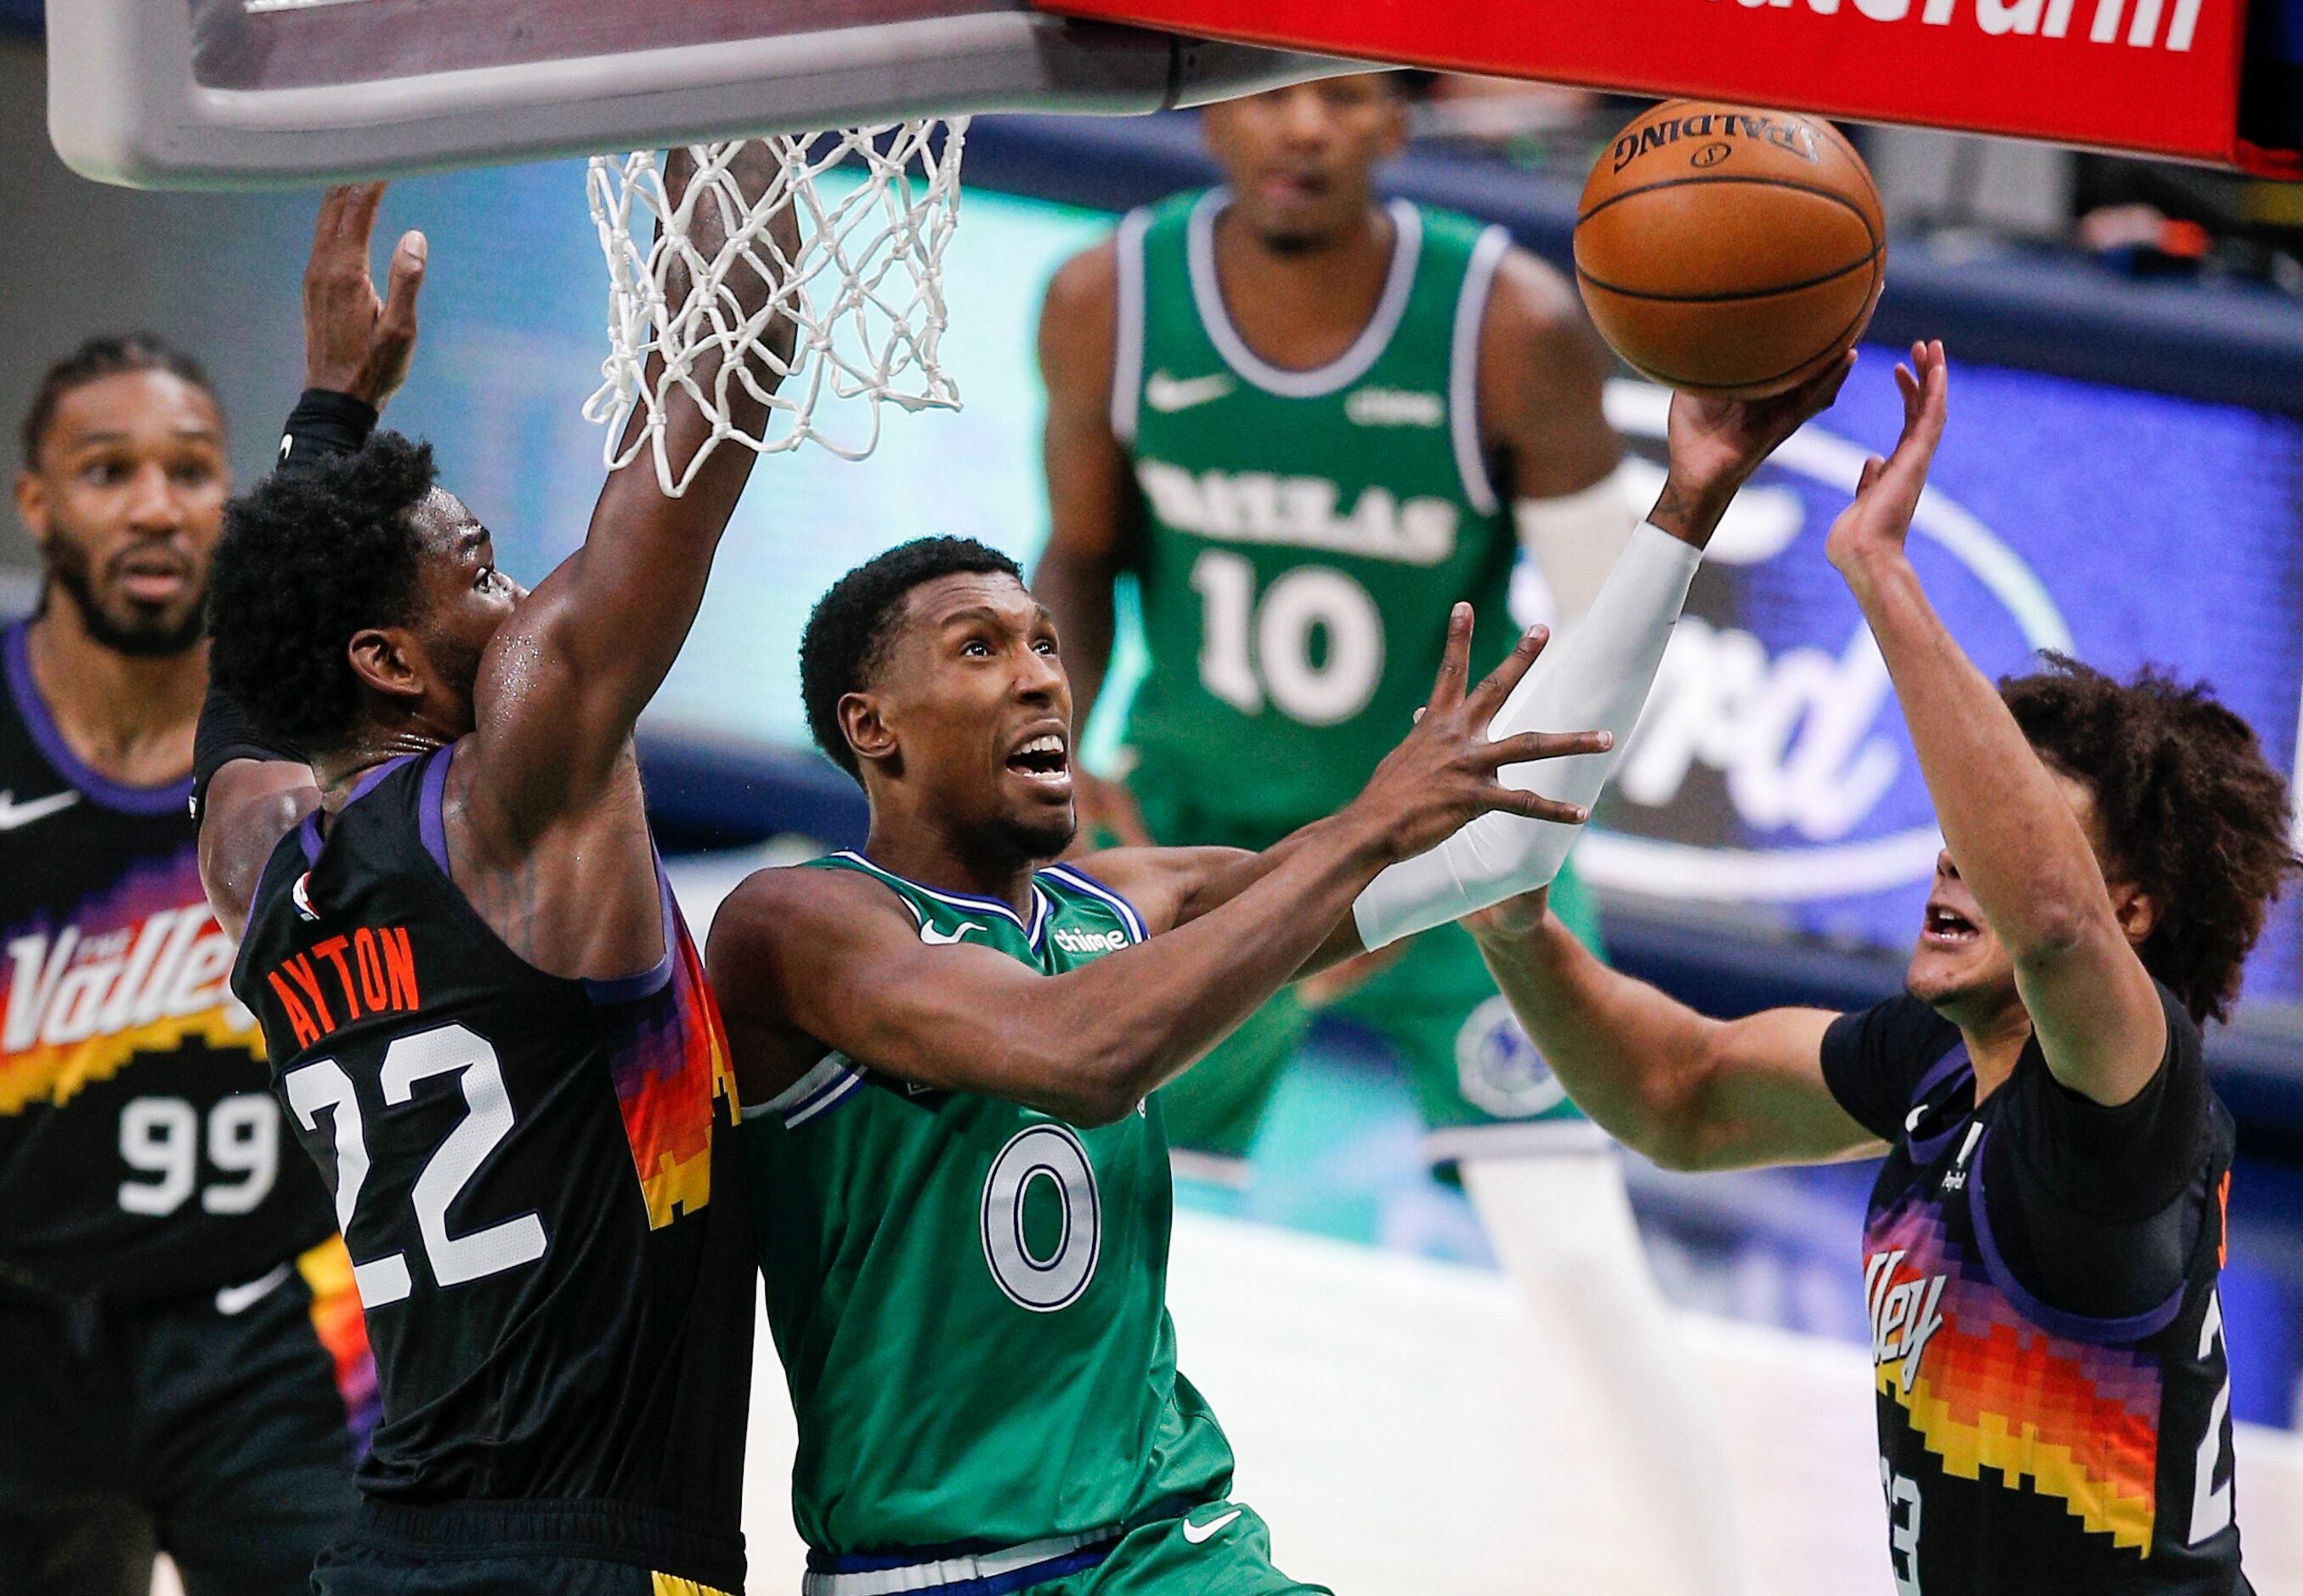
1041,0,2266,170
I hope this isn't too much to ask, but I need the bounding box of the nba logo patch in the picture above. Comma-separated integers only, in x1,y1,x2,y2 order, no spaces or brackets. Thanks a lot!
291,873,320,922
1455,995,1566,1119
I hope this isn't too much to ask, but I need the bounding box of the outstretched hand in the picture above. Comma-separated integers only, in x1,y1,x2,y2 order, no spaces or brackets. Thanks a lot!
1349,605,1613,863
303,183,427,408
1651,350,1857,547
1825,341,1949,581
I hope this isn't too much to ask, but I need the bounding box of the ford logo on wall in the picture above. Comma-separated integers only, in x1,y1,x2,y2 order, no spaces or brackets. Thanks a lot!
1570,380,2073,906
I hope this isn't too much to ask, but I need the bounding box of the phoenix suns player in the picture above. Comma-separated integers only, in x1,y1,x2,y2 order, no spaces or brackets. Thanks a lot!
1474,343,2290,1593
707,535,1616,1594
195,167,792,1596
1033,73,1746,1592
0,325,376,1593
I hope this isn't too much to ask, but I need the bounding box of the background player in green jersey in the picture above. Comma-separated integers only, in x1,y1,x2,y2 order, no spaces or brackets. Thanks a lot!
1033,75,1747,1593
706,536,1611,1595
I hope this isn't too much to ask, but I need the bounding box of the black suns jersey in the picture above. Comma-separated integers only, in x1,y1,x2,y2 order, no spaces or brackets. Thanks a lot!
1822,983,2249,1595
231,744,753,1588
0,620,335,1301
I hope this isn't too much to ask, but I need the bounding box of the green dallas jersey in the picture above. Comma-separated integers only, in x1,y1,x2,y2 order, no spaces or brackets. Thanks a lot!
1114,189,1523,853
741,852,1236,1562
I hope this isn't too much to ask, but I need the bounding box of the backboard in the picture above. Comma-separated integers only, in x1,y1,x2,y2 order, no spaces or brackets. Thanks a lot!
48,0,1348,189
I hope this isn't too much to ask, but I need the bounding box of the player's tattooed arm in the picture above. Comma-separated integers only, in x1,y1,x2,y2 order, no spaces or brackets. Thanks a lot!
1644,353,1855,549
1466,889,1882,1170
1827,343,2167,1106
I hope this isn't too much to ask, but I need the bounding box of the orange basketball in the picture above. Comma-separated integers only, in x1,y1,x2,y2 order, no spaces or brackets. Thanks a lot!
1575,100,1885,399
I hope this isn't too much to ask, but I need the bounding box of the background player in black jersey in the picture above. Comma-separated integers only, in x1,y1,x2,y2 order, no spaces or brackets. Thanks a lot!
195,164,794,1596
1469,342,2300,1593
0,292,404,1591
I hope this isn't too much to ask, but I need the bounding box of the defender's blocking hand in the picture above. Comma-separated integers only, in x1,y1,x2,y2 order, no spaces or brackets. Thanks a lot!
303,184,427,408
1826,342,1949,586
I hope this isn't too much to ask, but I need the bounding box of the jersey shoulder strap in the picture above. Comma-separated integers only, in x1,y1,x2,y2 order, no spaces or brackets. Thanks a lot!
807,852,1051,962
1110,189,1203,448
1389,201,1513,519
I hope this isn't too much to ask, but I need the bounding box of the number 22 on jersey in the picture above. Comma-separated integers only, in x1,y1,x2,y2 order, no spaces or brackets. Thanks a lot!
284,1022,548,1306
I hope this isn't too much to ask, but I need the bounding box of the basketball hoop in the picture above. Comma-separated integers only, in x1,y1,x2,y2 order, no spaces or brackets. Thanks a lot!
584,121,968,492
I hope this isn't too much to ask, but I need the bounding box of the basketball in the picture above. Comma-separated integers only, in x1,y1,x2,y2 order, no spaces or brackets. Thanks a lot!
1575,100,1885,399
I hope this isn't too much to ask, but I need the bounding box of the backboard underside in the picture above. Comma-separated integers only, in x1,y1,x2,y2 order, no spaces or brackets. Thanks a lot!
48,0,1355,189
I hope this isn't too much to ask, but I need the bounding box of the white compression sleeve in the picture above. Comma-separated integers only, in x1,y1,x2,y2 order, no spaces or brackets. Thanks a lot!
1512,464,1641,633
1352,520,1701,950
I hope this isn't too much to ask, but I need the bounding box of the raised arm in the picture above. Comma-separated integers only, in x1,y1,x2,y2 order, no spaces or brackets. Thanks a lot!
198,183,425,935
1033,241,1152,845
458,146,799,834
1826,344,2166,1105
1478,246,1634,628
714,612,1610,1120
1467,890,1879,1170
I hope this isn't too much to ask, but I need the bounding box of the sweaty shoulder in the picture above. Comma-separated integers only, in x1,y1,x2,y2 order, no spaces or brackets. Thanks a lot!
709,863,905,980
1819,993,1964,1144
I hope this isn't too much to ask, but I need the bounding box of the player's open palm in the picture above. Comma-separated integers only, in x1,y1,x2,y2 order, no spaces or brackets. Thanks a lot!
303,183,427,408
1826,340,1949,578
1351,604,1612,862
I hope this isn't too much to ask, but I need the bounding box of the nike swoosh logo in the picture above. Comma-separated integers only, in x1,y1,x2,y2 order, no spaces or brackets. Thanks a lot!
214,1262,293,1316
1180,1508,1241,1545
0,790,81,831
1905,1104,1928,1133
920,920,984,946
1145,371,1234,413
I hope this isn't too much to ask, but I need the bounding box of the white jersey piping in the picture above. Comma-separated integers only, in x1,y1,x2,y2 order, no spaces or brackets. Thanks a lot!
1450,225,1513,518
1185,190,1423,400
1109,207,1152,446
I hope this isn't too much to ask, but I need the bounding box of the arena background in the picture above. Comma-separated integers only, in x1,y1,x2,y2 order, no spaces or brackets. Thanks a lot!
1,20,2300,1589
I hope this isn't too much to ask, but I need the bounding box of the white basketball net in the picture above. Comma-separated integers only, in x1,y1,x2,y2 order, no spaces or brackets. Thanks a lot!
584,120,967,494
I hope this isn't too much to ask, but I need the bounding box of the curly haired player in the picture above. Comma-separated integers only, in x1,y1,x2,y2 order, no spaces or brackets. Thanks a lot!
1470,342,2299,1594
195,166,795,1596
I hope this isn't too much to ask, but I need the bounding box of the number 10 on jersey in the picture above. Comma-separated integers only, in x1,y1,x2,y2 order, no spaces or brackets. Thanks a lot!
1192,550,1385,727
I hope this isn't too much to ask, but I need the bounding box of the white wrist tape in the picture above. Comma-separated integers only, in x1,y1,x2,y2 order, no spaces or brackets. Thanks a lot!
1351,521,1702,950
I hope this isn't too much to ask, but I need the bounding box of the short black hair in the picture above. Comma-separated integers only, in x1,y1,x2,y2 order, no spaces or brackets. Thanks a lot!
207,431,438,757
21,333,217,467
799,535,1023,780
2005,654,2303,1025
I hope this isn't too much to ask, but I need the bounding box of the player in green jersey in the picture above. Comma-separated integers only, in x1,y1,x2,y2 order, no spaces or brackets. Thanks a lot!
1033,76,1748,1593
705,535,1612,1595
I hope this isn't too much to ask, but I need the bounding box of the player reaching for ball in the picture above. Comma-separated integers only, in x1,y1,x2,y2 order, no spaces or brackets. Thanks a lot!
193,164,795,1596
710,543,1607,1596
703,351,1848,1596
1470,343,2295,1593
1033,72,1748,1593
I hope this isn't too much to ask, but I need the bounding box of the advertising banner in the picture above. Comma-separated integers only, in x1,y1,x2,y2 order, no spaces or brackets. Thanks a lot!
1038,0,2284,171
